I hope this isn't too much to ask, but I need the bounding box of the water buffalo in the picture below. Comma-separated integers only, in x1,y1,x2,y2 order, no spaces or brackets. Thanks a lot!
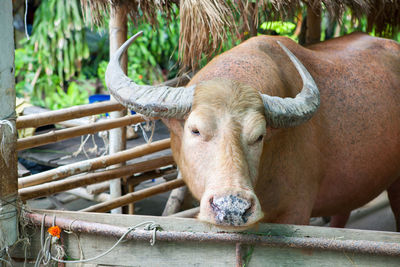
106,31,400,229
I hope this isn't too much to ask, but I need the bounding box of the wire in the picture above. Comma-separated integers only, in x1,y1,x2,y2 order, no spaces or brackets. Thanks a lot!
24,0,30,40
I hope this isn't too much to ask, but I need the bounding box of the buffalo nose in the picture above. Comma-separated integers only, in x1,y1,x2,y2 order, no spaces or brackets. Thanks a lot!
210,195,252,226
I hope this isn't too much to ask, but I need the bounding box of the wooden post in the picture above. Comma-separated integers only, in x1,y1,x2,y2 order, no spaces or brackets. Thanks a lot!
109,4,128,214
0,0,18,250
305,2,321,45
162,171,187,216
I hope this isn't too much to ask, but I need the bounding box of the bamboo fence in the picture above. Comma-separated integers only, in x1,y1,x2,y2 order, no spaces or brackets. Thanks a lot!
19,155,174,201
18,138,170,188
17,114,147,150
80,178,185,212
16,98,182,215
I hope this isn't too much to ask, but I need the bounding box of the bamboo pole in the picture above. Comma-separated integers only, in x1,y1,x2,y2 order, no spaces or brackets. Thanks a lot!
17,114,146,151
126,168,177,186
126,167,176,214
66,188,110,203
162,185,188,216
80,179,185,213
86,181,110,195
16,101,124,129
18,156,174,201
169,207,200,218
18,138,170,188
305,2,321,45
0,0,18,250
108,4,128,214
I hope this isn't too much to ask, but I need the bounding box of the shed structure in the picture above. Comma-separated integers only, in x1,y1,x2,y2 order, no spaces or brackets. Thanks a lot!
1,0,400,266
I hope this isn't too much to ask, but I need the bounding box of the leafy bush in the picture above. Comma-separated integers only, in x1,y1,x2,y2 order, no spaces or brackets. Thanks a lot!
15,0,94,110
97,7,181,88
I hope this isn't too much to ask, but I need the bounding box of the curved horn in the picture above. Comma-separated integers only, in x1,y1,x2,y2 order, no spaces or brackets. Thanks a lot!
261,41,320,128
105,31,195,119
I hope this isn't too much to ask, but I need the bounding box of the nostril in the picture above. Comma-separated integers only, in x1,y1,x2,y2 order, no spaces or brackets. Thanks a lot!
209,197,217,212
242,204,253,223
210,195,254,225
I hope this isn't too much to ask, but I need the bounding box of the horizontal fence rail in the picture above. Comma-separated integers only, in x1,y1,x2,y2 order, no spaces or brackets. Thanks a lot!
18,138,171,188
17,114,148,151
19,155,174,201
16,100,125,129
26,212,400,257
80,178,185,212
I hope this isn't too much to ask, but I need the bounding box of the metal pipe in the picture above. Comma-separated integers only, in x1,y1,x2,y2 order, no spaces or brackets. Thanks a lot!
25,212,400,257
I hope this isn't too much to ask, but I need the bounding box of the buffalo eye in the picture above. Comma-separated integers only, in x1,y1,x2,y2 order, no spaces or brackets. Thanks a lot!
191,129,200,136
250,134,264,145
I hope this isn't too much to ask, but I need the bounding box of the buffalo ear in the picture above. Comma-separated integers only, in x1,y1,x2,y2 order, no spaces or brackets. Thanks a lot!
162,118,185,139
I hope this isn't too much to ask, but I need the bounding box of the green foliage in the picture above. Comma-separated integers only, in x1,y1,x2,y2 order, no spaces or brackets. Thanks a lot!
15,0,95,109
45,81,92,110
96,8,181,88
260,21,296,38
243,246,255,267
29,0,89,82
15,43,94,109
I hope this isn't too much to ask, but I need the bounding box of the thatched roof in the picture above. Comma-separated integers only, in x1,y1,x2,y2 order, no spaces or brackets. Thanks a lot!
81,0,399,70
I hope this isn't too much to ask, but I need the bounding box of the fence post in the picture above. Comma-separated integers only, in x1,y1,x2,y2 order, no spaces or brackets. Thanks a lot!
0,0,18,251
108,5,128,214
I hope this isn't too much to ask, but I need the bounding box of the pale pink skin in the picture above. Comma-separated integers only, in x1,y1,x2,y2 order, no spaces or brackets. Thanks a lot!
164,33,400,229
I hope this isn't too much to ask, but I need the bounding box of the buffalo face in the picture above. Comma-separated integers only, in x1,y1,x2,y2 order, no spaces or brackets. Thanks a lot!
176,80,266,228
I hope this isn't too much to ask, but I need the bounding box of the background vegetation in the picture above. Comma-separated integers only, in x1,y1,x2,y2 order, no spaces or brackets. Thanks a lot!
15,0,400,110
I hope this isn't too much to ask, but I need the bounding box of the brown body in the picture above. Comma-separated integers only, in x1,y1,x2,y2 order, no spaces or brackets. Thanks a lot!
170,33,400,226
107,32,400,229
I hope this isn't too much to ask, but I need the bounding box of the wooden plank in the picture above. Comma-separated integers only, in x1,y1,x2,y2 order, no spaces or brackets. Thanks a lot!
11,210,400,266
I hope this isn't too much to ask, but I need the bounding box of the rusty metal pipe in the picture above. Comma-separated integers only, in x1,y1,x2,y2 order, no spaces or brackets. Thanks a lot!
25,212,400,257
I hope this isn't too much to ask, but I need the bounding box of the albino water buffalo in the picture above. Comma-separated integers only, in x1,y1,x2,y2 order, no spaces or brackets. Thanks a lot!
106,31,400,229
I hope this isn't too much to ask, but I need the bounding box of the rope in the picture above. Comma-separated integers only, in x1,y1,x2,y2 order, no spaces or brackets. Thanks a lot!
134,119,156,144
0,112,16,167
98,130,109,156
35,215,161,265
0,257,12,266
24,0,30,40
